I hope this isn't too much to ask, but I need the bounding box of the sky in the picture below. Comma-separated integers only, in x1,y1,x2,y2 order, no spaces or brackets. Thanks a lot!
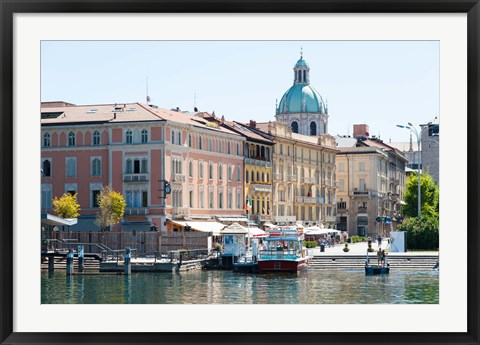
41,40,439,142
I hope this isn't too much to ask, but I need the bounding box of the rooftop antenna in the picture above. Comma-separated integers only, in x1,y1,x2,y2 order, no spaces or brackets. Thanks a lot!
146,76,151,105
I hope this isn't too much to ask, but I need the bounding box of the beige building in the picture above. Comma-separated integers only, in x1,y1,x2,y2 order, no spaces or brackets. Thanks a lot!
336,125,407,237
253,121,338,227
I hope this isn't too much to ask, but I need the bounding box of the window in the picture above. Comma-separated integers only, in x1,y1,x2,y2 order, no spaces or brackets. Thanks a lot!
236,166,241,182
42,159,51,177
171,158,182,174
199,187,204,208
92,190,101,208
41,185,52,210
43,133,51,147
66,157,77,177
171,130,175,145
208,138,212,151
228,142,231,154
189,190,194,208
218,164,223,180
199,136,202,150
209,163,213,179
93,131,101,145
257,171,260,182
141,159,148,173
236,143,240,155
126,159,133,173
291,121,299,134
178,132,181,146
246,170,249,183
339,163,345,172
337,201,347,209
91,158,101,176
359,178,366,191
227,165,232,181
251,170,254,182
359,162,365,171
126,130,132,144
219,190,223,209
209,189,214,209
228,189,232,209
68,132,76,146
141,129,148,143
236,190,241,209
199,161,204,179
189,160,193,177
218,139,222,153
188,134,192,147
310,121,317,135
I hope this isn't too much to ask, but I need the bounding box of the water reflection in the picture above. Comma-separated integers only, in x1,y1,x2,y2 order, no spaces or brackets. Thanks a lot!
42,270,439,304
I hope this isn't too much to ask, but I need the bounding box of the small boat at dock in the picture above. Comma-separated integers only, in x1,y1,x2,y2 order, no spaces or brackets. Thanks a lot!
365,249,389,275
257,227,310,272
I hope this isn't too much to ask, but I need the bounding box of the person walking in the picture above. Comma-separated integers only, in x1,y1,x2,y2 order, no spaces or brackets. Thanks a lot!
377,235,382,247
377,247,382,266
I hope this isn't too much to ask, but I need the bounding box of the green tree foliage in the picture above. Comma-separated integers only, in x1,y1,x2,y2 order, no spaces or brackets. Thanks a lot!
95,185,126,231
52,193,80,218
401,173,439,219
398,216,439,250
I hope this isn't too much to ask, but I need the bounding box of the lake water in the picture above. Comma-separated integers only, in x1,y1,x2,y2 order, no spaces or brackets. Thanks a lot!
41,269,439,304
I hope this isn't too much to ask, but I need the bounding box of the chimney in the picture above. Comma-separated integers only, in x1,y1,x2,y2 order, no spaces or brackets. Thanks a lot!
353,124,369,138
249,120,256,129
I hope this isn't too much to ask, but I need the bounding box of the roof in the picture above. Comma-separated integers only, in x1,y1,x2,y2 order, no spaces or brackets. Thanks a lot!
277,84,325,115
335,136,358,148
388,141,419,152
41,102,242,137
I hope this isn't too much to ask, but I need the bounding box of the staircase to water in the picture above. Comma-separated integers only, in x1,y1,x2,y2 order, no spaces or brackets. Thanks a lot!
309,254,439,270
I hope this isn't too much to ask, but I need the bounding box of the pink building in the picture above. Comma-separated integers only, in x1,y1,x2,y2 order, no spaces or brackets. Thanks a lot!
41,102,245,231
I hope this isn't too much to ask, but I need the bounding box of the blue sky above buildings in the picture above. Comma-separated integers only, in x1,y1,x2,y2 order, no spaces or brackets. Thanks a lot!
41,40,439,142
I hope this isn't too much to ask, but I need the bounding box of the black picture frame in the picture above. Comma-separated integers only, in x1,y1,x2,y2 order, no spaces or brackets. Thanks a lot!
1,1,479,344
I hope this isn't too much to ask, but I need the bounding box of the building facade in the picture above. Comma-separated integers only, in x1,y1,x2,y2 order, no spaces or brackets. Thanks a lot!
253,121,338,228
335,125,407,237
420,118,439,186
41,102,245,231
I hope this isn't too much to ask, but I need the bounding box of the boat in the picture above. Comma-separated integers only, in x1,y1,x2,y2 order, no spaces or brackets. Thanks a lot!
365,249,390,275
257,227,311,272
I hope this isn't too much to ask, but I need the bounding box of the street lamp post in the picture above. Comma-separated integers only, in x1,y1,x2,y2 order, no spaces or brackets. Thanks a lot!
397,123,430,218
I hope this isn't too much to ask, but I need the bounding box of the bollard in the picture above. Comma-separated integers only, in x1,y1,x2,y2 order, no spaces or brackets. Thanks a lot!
77,245,84,273
124,247,131,275
66,249,74,275
48,255,55,272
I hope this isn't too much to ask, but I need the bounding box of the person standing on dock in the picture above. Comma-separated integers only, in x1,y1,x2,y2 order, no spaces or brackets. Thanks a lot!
377,248,382,266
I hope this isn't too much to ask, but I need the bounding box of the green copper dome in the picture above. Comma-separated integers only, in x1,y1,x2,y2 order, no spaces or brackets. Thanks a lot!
276,54,327,115
277,84,325,114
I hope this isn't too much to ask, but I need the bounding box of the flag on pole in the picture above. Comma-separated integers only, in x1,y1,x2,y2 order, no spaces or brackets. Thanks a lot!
246,197,252,213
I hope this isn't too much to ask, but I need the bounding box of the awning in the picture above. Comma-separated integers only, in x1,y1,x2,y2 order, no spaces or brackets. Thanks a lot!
304,228,342,235
217,217,249,222
245,227,266,238
41,213,78,227
221,222,248,235
170,220,225,235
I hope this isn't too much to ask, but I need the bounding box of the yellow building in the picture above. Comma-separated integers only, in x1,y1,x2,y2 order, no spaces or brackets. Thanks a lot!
255,121,337,227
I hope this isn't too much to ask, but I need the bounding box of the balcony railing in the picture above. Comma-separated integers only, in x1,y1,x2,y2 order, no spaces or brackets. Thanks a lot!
274,215,296,223
125,207,149,215
353,189,371,196
295,196,318,204
358,207,368,213
250,184,272,193
301,176,315,184
171,173,186,183
123,173,149,182
172,207,190,216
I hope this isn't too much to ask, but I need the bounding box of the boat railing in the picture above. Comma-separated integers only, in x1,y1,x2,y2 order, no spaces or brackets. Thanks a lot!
258,249,300,261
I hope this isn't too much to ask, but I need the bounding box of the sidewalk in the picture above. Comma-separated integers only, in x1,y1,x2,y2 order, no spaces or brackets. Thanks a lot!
309,239,438,256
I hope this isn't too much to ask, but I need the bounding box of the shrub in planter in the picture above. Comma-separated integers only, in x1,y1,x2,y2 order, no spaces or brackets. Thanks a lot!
367,243,375,252
343,243,350,252
303,241,317,249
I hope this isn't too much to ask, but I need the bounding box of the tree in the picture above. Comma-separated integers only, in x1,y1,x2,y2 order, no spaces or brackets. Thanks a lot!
95,185,126,231
401,172,439,219
398,216,439,250
52,193,80,218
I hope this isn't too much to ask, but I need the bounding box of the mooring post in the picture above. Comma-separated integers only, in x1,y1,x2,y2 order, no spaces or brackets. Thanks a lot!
77,245,84,273
124,247,131,275
48,255,55,272
66,248,74,275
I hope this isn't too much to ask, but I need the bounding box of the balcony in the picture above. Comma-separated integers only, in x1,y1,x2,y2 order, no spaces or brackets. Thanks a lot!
296,196,318,204
245,157,272,168
257,214,272,222
353,189,371,196
357,207,368,213
274,215,296,223
125,207,149,215
172,207,190,216
123,173,149,182
324,215,336,223
171,173,186,183
250,184,272,193
301,176,315,184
